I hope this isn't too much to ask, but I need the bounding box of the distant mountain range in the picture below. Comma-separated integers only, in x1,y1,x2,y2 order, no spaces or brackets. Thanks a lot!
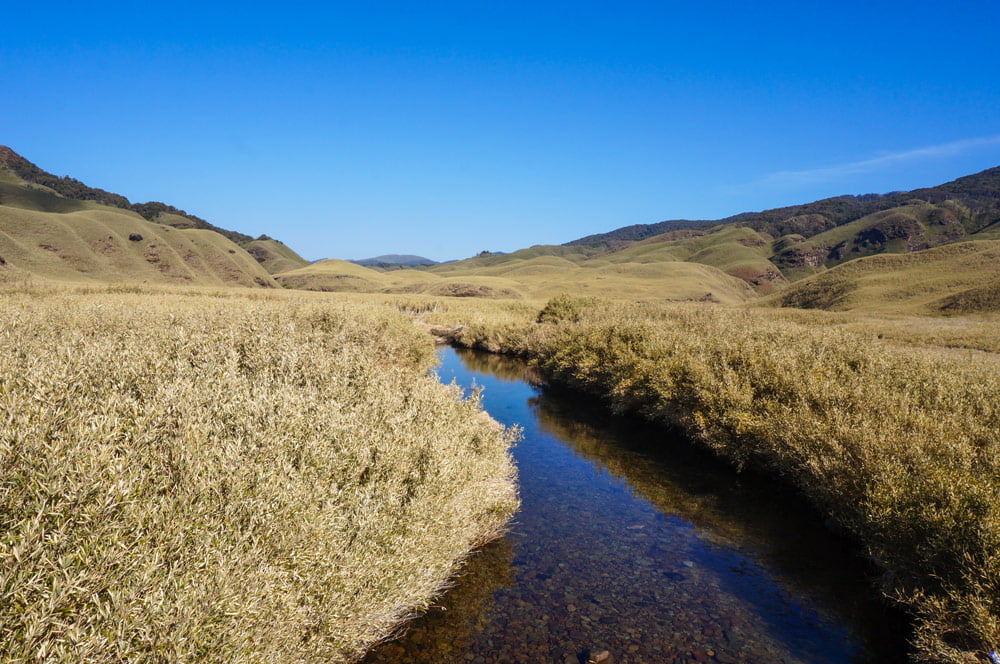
352,254,438,267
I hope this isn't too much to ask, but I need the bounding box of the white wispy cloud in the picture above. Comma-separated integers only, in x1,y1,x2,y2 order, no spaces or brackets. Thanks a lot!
730,134,1000,193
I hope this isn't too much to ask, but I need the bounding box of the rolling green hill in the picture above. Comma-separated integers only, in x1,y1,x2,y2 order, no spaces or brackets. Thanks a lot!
0,203,277,287
274,247,757,304
0,146,288,248
596,226,786,293
245,237,309,274
568,165,1000,248
763,240,1000,314
770,201,975,279
396,166,998,305
0,148,278,287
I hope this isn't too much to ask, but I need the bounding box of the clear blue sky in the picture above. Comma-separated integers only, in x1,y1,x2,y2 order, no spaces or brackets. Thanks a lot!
3,1,999,262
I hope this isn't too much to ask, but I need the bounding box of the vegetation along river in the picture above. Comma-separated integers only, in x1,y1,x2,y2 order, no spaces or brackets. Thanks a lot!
363,347,908,664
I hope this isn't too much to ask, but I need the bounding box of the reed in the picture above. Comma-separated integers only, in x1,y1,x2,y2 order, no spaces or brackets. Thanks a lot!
0,289,518,663
452,296,1000,663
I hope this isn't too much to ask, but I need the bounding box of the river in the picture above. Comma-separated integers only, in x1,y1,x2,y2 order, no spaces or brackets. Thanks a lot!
362,347,908,663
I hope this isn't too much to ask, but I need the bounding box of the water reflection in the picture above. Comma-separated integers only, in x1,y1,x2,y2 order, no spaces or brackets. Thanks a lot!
368,538,516,662
454,347,544,384
363,348,908,664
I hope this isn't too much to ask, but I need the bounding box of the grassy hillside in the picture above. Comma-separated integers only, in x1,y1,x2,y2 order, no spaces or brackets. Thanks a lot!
430,245,596,272
411,196,998,308
771,202,974,279
598,226,786,293
276,259,411,292
275,251,757,304
565,218,714,246
554,167,1000,300
0,151,296,288
0,146,287,248
766,240,1000,315
245,237,310,274
0,180,95,214
129,200,255,245
567,165,1000,248
0,203,277,288
0,146,131,209
0,288,518,663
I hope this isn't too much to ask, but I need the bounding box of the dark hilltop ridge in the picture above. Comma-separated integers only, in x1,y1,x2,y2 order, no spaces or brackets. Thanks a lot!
567,165,1000,251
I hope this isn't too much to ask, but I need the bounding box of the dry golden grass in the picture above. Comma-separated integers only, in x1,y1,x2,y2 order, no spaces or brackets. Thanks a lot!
764,240,1000,315
274,254,756,304
444,296,1000,663
244,238,309,274
749,306,1000,354
0,288,518,663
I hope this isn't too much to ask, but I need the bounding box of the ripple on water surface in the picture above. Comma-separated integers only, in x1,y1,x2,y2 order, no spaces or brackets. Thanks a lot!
363,347,908,664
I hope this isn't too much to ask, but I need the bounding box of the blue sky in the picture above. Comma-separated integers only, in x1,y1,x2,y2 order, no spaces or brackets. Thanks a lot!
3,1,999,262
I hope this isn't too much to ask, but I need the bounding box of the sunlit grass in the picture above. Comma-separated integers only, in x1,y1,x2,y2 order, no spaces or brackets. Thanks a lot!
0,288,518,662
0,204,276,288
444,296,1000,663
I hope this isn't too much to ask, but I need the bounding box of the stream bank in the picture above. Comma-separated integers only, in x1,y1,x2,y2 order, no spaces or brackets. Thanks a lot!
363,347,908,664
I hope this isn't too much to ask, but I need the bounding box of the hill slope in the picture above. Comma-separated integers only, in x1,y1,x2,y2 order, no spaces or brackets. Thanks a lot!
0,203,277,287
0,146,284,247
568,166,1000,254
763,240,1000,314
0,149,279,287
275,248,756,304
244,237,309,274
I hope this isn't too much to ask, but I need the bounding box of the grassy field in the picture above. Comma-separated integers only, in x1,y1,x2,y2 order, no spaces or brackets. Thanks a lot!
0,286,518,663
414,294,1000,664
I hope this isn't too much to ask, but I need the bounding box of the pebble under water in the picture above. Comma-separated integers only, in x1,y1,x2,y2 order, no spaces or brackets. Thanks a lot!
362,347,909,664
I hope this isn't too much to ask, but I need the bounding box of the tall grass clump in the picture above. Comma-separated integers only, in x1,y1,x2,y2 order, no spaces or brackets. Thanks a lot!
0,291,518,663
410,297,539,355
458,296,1000,663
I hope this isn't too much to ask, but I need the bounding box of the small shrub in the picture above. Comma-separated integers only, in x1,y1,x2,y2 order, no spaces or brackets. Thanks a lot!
536,294,595,324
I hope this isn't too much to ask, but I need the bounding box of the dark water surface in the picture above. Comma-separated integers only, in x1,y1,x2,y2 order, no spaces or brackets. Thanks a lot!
363,347,908,664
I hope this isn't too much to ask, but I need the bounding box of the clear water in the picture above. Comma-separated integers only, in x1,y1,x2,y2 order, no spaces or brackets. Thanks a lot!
362,347,908,664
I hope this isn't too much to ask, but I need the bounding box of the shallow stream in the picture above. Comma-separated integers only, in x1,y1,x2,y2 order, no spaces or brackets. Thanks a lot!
363,347,907,663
